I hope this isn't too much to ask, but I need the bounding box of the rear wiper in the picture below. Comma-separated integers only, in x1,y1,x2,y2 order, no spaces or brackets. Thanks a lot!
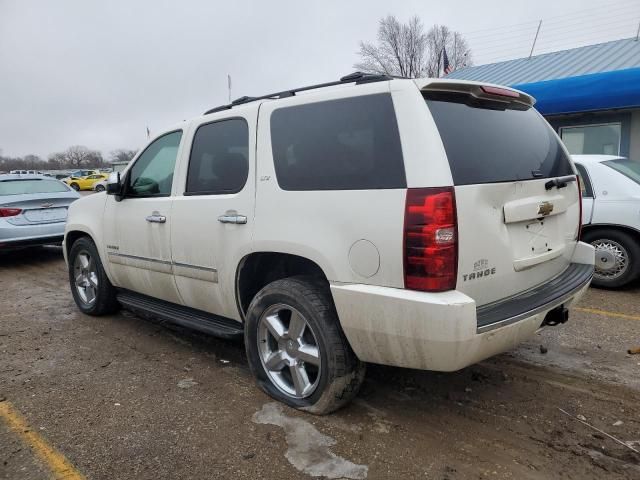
545,175,577,190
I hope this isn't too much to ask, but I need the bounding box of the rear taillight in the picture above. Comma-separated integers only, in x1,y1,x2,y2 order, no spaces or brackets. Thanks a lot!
576,174,582,241
404,187,458,292
0,208,22,217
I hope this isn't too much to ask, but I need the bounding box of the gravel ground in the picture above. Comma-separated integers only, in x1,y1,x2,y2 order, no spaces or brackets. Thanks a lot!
1,246,639,479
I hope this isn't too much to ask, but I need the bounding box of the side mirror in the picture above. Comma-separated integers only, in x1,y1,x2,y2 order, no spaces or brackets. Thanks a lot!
106,172,123,197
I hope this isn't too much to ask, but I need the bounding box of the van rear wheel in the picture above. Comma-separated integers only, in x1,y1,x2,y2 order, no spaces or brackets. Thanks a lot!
244,276,365,414
582,229,640,288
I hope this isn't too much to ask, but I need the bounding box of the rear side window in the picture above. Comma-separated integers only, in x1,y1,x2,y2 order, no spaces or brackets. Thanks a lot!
603,158,640,186
270,94,406,191
574,163,594,198
186,119,249,195
0,179,69,195
426,99,573,185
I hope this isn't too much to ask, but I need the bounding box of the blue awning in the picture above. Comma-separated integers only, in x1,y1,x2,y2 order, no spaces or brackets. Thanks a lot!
512,67,640,116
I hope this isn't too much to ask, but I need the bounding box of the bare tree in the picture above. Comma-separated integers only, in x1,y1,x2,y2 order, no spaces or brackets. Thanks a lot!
425,25,472,78
355,15,427,78
355,16,472,79
48,145,104,169
109,149,137,164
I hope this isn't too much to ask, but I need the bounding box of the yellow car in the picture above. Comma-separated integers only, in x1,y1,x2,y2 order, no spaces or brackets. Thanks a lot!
64,173,109,191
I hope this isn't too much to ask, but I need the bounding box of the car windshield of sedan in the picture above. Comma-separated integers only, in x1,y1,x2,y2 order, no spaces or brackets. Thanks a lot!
0,179,70,195
603,159,640,186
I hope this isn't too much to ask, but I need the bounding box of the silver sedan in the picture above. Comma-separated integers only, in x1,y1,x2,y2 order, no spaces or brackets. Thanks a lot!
0,174,80,248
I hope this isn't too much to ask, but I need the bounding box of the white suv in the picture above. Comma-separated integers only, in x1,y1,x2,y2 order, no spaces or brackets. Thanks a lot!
64,73,594,414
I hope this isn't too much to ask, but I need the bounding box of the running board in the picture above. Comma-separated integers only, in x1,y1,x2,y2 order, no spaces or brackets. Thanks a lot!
116,290,243,340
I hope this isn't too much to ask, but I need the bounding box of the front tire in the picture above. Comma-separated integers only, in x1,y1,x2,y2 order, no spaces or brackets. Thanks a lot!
95,184,105,192
68,237,120,315
70,183,80,191
244,276,365,415
582,229,640,288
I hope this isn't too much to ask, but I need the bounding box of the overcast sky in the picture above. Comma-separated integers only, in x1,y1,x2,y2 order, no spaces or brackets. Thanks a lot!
1,0,637,158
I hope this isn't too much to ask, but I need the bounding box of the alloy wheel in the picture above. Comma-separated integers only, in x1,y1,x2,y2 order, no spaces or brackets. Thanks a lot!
257,304,322,399
73,250,99,306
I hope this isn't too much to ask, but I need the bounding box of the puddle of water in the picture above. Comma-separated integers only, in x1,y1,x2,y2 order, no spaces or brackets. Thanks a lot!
253,402,368,479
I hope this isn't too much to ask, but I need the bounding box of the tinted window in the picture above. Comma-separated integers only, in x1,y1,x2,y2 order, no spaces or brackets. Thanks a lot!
0,179,70,195
270,94,406,191
426,99,573,185
574,163,593,198
127,131,182,197
186,119,249,195
603,158,640,185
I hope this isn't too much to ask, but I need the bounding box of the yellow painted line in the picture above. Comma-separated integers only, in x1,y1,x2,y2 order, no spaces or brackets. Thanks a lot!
0,401,85,480
575,306,640,322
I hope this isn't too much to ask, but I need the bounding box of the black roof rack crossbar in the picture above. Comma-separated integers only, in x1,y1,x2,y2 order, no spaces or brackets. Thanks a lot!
203,72,395,115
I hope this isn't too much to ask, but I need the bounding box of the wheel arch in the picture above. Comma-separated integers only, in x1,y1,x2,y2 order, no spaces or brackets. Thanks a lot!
582,223,640,242
235,252,330,320
64,228,117,285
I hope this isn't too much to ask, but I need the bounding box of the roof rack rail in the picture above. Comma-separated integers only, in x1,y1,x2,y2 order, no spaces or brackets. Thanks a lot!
203,72,395,115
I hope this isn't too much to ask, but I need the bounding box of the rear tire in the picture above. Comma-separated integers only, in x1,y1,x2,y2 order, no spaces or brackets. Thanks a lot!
244,276,365,415
68,237,120,315
582,229,640,288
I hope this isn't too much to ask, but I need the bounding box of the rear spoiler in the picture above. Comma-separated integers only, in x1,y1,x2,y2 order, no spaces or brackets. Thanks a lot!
421,81,535,111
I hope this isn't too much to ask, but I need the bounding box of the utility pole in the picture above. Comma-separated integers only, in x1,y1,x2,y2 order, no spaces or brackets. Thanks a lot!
529,20,542,59
635,20,639,41
227,75,232,103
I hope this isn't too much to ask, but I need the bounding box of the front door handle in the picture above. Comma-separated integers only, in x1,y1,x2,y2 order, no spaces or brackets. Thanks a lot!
145,211,166,223
218,213,247,224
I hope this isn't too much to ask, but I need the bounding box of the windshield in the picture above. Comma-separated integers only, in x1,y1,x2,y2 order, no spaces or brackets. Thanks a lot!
0,179,70,195
603,158,640,185
426,99,573,185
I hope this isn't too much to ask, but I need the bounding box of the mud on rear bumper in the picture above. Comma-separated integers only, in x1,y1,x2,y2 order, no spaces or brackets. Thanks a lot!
330,242,594,372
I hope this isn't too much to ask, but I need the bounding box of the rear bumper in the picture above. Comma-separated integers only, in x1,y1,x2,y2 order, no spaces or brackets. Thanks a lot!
0,220,66,248
331,242,594,371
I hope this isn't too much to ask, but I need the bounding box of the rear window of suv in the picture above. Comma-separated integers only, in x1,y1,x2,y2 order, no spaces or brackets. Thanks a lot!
426,99,573,185
270,94,406,191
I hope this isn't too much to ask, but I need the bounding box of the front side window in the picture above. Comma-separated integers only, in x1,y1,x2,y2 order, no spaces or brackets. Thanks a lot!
127,131,182,197
185,119,249,195
560,123,621,155
270,94,406,191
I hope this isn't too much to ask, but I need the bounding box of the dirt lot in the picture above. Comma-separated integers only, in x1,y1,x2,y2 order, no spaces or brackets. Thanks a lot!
1,247,639,480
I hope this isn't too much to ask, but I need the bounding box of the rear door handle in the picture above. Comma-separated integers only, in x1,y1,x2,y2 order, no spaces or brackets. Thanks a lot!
218,213,247,224
145,212,166,223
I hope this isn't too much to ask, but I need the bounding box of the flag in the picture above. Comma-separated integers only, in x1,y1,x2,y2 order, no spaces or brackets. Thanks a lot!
442,47,453,75
146,126,150,139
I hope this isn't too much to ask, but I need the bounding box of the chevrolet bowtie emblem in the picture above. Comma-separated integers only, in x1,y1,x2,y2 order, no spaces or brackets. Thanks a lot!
537,201,554,216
